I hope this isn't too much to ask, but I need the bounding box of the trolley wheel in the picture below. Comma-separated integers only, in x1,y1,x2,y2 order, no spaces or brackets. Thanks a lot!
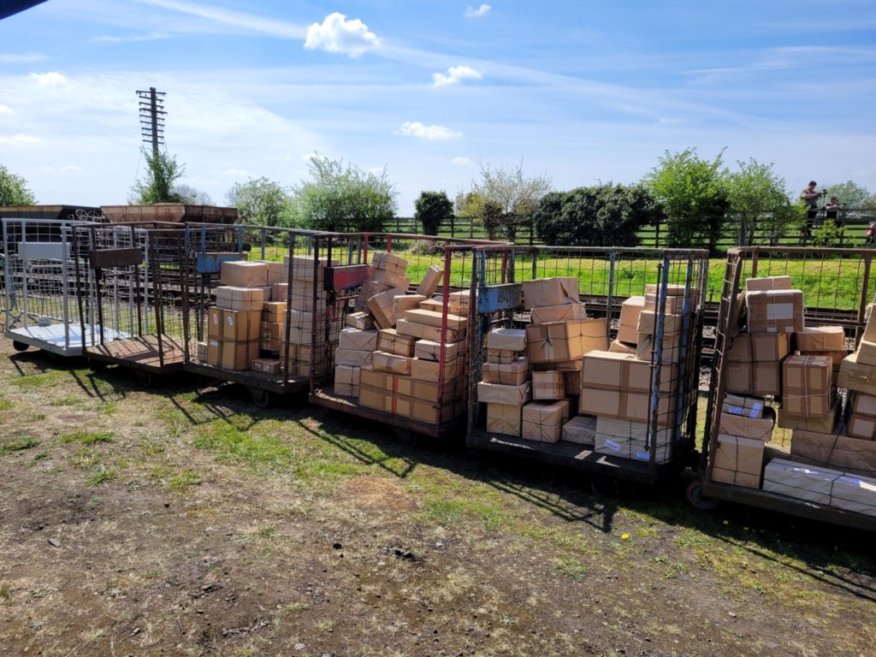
686,479,719,511
250,388,273,409
590,476,621,498
12,341,29,352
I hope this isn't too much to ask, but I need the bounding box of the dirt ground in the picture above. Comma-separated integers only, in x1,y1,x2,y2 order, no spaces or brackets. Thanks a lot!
0,340,873,657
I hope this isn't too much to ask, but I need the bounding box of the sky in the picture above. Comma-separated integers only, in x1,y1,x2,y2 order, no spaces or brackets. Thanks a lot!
1,0,875,215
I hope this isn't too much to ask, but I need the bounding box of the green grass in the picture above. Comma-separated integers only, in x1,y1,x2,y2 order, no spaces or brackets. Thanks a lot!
60,431,114,445
193,421,293,469
0,437,39,453
87,466,118,486
167,470,202,491
0,398,13,411
9,370,67,390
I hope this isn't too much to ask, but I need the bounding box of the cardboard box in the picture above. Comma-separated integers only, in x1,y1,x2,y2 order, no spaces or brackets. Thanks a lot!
617,296,645,344
636,311,685,338
579,387,676,426
778,401,837,433
260,321,285,352
287,289,319,312
368,288,407,329
795,326,845,353
485,328,527,352
486,348,519,364
531,303,586,325
264,261,285,286
355,279,393,312
580,350,676,393
763,458,841,505
477,381,531,406
593,417,672,463
263,301,287,321
532,359,583,372
838,349,876,395
392,294,427,324
410,357,462,383
372,251,407,275
609,339,636,355
414,339,464,363
711,434,765,489
725,360,782,397
396,319,464,343
402,308,467,331
522,277,579,309
723,394,765,419
521,401,566,443
526,318,608,364
372,350,412,375
856,339,876,368
727,332,790,362
562,369,583,397
207,306,222,339
416,265,444,297
719,409,775,442
251,358,280,374
846,413,876,440
206,338,221,366
635,333,683,365
285,254,337,281
372,268,410,291
377,328,417,357
745,275,791,291
222,309,260,342
447,290,470,315
831,472,876,517
220,261,268,288
334,364,360,396
346,311,374,330
335,348,373,368
790,427,876,476
196,341,207,361
850,391,876,417
220,340,259,371
339,327,379,352
561,415,597,445
215,286,265,312
532,370,565,400
287,309,314,332
746,289,805,334
782,354,833,416
482,359,530,386
358,384,392,412
486,403,523,436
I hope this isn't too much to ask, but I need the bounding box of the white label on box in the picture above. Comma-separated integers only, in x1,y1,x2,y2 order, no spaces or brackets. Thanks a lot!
766,303,794,320
604,438,622,452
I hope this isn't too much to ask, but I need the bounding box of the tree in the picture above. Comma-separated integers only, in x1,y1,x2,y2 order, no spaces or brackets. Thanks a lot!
227,178,294,227
532,184,660,247
131,148,186,204
822,180,870,210
0,164,37,205
468,161,551,241
414,191,453,236
174,184,213,206
726,159,796,245
644,148,729,251
291,154,396,232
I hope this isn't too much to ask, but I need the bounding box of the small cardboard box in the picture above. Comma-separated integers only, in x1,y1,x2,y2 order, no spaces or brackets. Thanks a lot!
346,311,374,330
581,349,676,393
850,391,876,417
402,308,467,331
593,416,672,463
745,275,791,291
285,254,337,281
526,318,608,364
485,328,527,352
746,289,805,334
482,359,530,386
372,251,407,275
265,261,285,286
414,339,464,363
410,357,462,384
617,296,645,344
355,279,393,312
725,361,782,397
522,277,579,309
531,370,565,400
416,265,444,297
207,306,222,339
561,415,597,445
220,261,268,288
358,384,392,412
263,301,287,321
782,354,832,417
711,434,765,489
609,339,636,355
372,350,412,375
221,339,260,371
795,326,845,353
377,328,417,357
579,387,676,426
206,338,221,366
251,358,280,374
719,409,775,442
477,381,532,406
531,303,586,325
339,327,379,352
777,400,838,433
723,394,765,419
486,403,523,436
396,319,464,343
838,349,876,396
727,332,790,362
372,268,410,291
636,332,683,365
846,413,876,440
521,401,566,443
856,339,876,368
392,295,428,324
335,348,373,368
447,290,470,315
215,286,265,312
335,365,360,396
368,288,407,329
486,348,519,364
222,309,260,342
636,311,685,337
790,428,876,477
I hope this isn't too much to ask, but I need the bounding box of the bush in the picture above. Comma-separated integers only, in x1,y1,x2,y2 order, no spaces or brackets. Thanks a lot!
415,191,453,236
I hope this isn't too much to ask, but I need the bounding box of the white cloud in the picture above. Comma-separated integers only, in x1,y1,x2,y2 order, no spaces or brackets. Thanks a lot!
464,4,491,18
397,122,462,141
304,12,380,58
91,33,172,44
0,105,12,115
432,65,482,87
31,72,68,87
222,168,253,178
0,134,42,145
0,53,48,63
452,157,471,166
136,0,306,39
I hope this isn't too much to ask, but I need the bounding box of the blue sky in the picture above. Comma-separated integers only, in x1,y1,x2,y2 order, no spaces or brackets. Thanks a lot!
1,0,874,214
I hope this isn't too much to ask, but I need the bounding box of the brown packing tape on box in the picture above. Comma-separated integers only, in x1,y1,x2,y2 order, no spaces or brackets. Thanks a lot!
486,348,521,364
485,328,527,352
531,370,565,401
561,415,597,445
482,359,530,386
719,408,775,441
790,426,876,476
745,289,805,334
416,265,444,297
781,354,833,417
521,401,566,443
377,328,417,357
521,277,579,310
486,403,523,436
531,303,586,325
372,251,408,275
617,296,644,345
795,326,845,353
526,318,608,364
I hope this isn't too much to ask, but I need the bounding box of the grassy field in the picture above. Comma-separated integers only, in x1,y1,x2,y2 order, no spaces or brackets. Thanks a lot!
0,340,873,656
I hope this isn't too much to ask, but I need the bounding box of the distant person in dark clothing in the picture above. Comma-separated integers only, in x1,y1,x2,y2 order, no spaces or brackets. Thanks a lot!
800,180,821,239
825,196,841,227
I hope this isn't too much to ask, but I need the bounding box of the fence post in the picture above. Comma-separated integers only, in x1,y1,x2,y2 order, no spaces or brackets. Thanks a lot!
450,214,455,238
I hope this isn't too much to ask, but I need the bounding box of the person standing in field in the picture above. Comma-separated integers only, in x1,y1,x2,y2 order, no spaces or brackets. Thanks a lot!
800,180,821,240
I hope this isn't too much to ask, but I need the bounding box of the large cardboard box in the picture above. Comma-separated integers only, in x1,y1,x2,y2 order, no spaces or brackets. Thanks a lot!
335,348,373,368
850,391,876,417
392,295,427,324
263,301,287,321
727,332,790,362
635,333,683,365
718,409,775,442
355,279,392,312
579,387,676,426
522,277,579,309
368,288,407,329
561,415,597,445
636,311,685,337
220,261,268,288
782,355,832,416
358,384,392,413
334,364,361,397
526,318,608,364
414,339,464,363
220,340,259,371
416,265,443,297
531,370,564,400
264,261,285,286
215,286,265,312
260,321,285,352
593,417,672,463
482,359,530,386
372,350,412,375
339,327,379,352
745,275,791,291
285,254,337,281
855,339,876,368
287,309,314,332
372,251,407,275
377,328,417,357
402,308,467,331
410,357,462,383
778,402,837,433
725,360,782,397
531,303,586,325
477,381,531,406
838,349,876,395
711,434,764,488
790,427,876,476
222,309,260,342
581,349,676,393
372,268,410,291
396,319,464,343
763,458,841,505
485,328,527,352
795,326,845,353
486,403,523,436
521,401,567,443
617,296,645,344
746,289,805,334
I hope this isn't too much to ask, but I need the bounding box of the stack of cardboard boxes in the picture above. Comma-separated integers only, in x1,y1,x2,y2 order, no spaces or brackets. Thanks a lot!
350,253,468,424
478,328,531,436
204,260,267,371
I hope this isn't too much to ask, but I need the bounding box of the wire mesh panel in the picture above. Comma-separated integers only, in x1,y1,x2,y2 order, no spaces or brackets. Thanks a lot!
467,246,709,483
1,218,102,355
308,233,486,438
699,246,876,530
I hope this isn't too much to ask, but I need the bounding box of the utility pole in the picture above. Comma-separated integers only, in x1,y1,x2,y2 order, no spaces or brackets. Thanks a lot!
136,87,166,158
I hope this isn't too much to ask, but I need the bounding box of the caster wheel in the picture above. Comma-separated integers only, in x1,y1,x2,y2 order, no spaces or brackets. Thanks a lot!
686,479,719,511
591,476,621,498
250,388,273,409
12,341,29,352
